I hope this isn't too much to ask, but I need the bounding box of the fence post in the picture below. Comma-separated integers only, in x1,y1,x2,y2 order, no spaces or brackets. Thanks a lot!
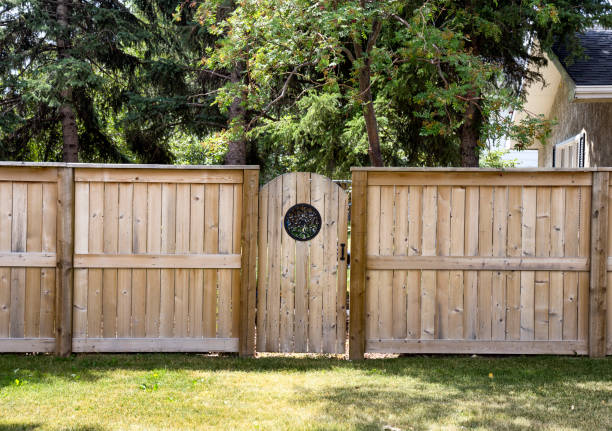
239,169,259,356
55,166,74,356
589,170,608,358
349,170,367,360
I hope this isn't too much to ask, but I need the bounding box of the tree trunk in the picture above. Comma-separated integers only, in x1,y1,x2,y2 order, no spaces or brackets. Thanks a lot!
224,65,247,165
56,0,79,162
358,59,383,167
459,98,481,167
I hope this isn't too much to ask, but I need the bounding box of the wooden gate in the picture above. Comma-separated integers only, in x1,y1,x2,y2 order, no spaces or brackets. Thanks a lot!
257,173,348,353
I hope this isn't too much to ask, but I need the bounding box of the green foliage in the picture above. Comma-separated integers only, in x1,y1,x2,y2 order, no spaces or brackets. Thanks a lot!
190,0,610,174
0,0,226,162
479,148,519,168
169,132,227,165
2,0,612,169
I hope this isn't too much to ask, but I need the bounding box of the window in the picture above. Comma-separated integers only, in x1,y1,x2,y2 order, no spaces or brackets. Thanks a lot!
552,131,586,168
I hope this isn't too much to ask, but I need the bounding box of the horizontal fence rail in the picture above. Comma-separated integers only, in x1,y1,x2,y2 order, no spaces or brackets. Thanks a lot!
350,168,610,359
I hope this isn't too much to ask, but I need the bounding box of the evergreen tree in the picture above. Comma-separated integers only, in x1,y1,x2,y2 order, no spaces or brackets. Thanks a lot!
0,0,225,162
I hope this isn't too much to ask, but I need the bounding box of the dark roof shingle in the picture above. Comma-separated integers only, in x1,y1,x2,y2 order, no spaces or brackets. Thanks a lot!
552,29,612,86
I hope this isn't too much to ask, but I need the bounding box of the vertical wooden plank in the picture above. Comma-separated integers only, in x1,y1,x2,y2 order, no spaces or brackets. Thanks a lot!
449,186,465,340
589,172,608,357
279,174,296,351
0,267,9,338
174,184,191,338
378,186,394,340
492,187,508,340
102,183,119,338
492,187,508,257
117,183,133,338
436,186,451,339
87,182,104,338
563,187,579,340
477,186,493,340
323,181,339,353
256,184,269,351
294,173,310,352
349,171,367,360
10,269,25,338
549,187,565,340
40,183,56,339
240,170,258,356
308,175,324,352
159,183,176,337
0,183,12,337
607,183,612,355
25,183,42,338
336,188,348,353
146,183,161,338
204,184,219,338
521,187,537,341
74,182,89,254
12,183,27,253
231,184,242,338
73,270,87,339
73,182,88,339
265,178,282,351
10,183,27,338
189,184,204,337
507,186,523,341
535,187,551,341
55,168,73,355
578,186,591,342
421,186,437,340
407,186,422,339
131,183,147,337
218,183,234,339
365,185,380,342
464,186,479,340
392,186,408,340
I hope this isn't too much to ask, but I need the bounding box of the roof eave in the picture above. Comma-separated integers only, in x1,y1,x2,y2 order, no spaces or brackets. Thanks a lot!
573,85,612,102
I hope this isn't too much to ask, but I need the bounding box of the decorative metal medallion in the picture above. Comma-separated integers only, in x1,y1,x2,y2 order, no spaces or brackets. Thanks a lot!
283,203,322,241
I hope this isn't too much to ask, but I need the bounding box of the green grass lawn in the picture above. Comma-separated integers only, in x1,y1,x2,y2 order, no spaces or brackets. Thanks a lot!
0,354,610,431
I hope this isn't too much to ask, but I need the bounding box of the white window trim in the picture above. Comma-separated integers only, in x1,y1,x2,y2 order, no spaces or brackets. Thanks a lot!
553,130,587,168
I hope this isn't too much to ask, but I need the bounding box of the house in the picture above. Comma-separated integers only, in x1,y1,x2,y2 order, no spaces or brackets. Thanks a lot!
513,29,612,167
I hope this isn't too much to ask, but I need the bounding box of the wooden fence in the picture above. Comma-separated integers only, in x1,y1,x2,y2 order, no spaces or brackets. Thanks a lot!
0,165,61,353
0,163,258,355
349,169,610,359
1,164,611,358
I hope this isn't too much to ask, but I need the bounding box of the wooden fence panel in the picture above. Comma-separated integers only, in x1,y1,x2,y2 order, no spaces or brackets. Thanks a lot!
0,166,58,353
71,166,256,353
258,173,348,353
355,169,594,356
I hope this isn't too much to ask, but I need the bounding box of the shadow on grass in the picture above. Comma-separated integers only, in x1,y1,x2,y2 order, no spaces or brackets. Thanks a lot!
294,377,611,430
0,425,39,431
0,426,104,431
0,353,610,387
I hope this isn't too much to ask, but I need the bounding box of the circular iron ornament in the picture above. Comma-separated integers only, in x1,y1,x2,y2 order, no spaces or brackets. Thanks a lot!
284,203,322,241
